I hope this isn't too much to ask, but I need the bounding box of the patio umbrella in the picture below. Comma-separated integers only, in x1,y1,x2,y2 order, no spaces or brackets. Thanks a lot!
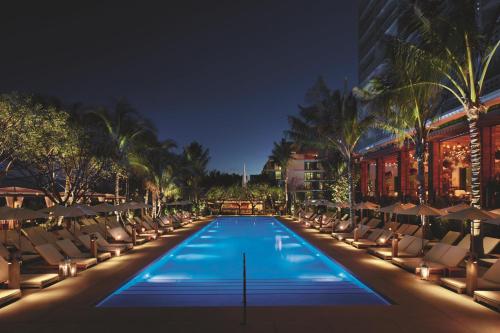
41,204,97,217
442,207,498,258
489,208,500,216
484,217,500,226
41,204,97,236
379,202,415,225
354,201,379,223
399,203,444,255
442,203,470,214
90,202,117,213
398,203,444,217
0,206,48,249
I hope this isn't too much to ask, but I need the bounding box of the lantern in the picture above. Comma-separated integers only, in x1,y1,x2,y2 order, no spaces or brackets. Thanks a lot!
420,263,430,280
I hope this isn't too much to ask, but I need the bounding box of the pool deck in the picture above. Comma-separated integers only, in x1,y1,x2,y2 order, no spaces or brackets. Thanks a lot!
0,216,498,333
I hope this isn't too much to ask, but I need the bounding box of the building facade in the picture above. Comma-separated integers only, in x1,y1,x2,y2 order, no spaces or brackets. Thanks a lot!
262,152,328,201
357,0,500,209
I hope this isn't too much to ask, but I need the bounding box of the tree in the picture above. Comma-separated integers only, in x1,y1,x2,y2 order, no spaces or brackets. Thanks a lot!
90,100,153,203
180,142,210,204
269,139,294,214
288,81,373,228
142,139,178,217
356,33,445,208
205,186,228,214
1,94,113,205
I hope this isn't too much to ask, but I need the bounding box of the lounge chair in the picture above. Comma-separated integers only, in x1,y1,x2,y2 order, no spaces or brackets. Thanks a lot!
438,231,462,245
343,225,373,244
392,243,468,275
23,227,48,246
365,218,382,229
35,243,97,269
473,290,500,310
368,235,416,260
56,239,111,261
351,229,389,249
384,221,401,231
456,235,499,256
79,233,132,252
332,220,359,240
441,258,500,294
0,256,58,289
0,241,39,263
0,288,21,307
398,224,419,236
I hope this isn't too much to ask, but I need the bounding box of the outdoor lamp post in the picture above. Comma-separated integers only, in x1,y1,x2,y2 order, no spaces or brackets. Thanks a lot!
391,238,399,258
90,234,98,258
8,253,22,289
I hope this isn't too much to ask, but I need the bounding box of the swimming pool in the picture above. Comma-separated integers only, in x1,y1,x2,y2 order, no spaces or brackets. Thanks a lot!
98,216,388,307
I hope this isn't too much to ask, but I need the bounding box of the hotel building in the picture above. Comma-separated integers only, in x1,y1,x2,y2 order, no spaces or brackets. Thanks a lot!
262,151,328,200
357,0,500,208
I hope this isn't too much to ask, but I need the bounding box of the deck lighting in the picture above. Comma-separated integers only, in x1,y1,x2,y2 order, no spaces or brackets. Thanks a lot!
59,259,70,278
420,263,430,280
69,262,78,277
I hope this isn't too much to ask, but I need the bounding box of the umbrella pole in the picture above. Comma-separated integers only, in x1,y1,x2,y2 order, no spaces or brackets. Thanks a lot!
18,220,22,251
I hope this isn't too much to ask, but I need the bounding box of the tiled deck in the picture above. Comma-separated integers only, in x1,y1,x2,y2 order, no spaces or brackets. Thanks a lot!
0,216,498,333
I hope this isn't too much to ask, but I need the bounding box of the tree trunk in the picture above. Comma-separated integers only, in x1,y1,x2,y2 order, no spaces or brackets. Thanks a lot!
284,173,288,215
467,109,484,258
347,156,355,228
415,138,427,240
115,173,120,205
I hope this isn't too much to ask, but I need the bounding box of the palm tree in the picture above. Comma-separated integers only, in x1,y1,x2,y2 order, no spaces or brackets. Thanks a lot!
180,142,210,205
143,139,178,217
90,101,152,203
356,35,445,207
269,138,294,213
356,37,446,239
288,82,373,228
391,0,500,209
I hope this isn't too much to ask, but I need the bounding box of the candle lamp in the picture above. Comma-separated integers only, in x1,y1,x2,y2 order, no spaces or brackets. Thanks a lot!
420,263,430,280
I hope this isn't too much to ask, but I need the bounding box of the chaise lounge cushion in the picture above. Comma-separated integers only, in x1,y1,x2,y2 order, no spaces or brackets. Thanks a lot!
0,289,21,306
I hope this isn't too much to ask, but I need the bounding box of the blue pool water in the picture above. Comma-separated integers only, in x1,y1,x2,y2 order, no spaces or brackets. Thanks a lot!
98,216,388,307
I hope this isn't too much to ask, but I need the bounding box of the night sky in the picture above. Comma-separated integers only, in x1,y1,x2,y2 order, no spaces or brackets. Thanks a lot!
0,1,357,174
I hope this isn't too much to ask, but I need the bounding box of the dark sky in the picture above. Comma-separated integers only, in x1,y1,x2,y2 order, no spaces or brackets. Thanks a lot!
0,1,358,175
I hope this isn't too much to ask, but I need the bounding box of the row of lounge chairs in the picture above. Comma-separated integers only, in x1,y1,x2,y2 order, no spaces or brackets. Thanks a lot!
293,210,500,311
0,210,198,308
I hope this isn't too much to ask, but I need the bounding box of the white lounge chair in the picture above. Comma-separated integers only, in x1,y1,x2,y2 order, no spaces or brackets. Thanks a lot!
0,256,58,289
441,258,500,294
56,239,111,261
35,243,97,269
